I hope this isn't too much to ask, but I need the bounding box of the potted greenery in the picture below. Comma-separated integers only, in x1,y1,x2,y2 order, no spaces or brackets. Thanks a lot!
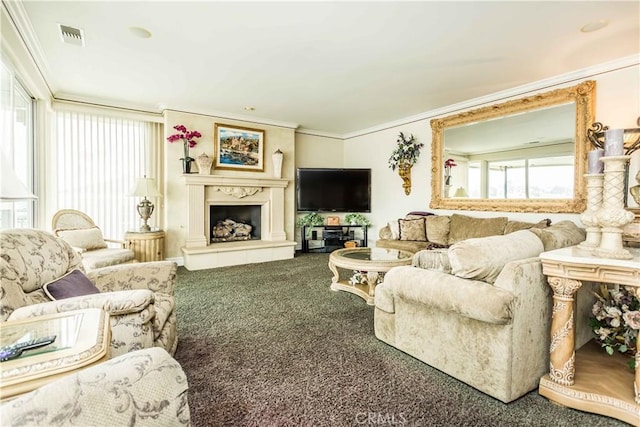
344,213,371,226
296,212,324,235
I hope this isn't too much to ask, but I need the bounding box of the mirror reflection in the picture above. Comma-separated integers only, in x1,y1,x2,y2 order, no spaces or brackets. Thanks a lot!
430,81,595,213
444,103,575,199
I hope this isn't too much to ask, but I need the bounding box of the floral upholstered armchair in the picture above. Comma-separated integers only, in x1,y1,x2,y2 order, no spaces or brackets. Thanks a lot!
1,347,191,426
0,228,178,357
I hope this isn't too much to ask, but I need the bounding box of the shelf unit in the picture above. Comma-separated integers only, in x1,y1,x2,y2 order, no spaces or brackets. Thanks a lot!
301,225,368,253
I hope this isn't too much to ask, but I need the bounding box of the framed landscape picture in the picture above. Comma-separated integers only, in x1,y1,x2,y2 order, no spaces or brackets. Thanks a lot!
214,124,265,171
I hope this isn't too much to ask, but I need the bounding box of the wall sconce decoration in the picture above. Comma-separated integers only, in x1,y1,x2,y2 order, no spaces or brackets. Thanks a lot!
388,132,423,195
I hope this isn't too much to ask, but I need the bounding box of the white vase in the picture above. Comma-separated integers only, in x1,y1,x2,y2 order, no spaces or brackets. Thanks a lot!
196,153,213,175
577,173,604,251
272,149,283,178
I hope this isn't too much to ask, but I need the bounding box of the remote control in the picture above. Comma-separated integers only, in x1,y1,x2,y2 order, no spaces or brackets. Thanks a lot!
0,335,57,362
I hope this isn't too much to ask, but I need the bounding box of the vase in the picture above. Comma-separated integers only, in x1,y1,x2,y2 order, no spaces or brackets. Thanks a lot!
182,158,193,174
398,165,412,195
272,149,283,178
594,155,634,259
196,153,213,175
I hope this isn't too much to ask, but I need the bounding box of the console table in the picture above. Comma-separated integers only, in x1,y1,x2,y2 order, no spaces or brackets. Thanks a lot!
538,245,640,425
301,225,368,253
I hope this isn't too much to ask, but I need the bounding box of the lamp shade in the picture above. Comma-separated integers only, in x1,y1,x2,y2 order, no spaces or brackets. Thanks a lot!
453,187,468,198
130,176,161,198
0,152,36,201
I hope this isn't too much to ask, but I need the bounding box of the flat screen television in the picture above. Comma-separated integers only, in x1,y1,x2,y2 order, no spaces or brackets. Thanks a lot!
296,168,371,212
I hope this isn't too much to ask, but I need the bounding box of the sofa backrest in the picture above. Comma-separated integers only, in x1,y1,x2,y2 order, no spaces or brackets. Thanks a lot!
0,228,83,320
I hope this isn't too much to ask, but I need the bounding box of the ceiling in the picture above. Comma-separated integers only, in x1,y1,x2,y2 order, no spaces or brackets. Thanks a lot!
6,1,640,137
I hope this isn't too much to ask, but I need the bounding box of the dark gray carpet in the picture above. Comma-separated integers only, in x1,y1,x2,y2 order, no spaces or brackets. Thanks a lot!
173,252,624,427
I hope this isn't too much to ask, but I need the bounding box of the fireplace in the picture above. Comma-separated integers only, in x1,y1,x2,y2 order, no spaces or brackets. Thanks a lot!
210,205,261,242
181,175,296,270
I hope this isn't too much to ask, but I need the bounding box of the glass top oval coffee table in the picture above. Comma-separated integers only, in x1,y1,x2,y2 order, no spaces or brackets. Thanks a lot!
328,247,414,305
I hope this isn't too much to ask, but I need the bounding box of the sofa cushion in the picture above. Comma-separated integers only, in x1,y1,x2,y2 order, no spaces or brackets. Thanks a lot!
412,249,451,273
504,218,551,234
425,215,451,246
399,218,427,241
448,214,508,245
448,230,544,284
374,281,395,313
528,220,586,251
43,269,101,300
391,267,514,325
56,227,108,250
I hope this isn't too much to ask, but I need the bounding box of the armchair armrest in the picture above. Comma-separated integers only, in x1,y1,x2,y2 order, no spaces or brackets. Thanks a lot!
7,289,155,321
87,261,177,295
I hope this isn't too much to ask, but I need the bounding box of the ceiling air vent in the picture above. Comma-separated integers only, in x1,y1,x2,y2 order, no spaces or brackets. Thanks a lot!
58,24,85,46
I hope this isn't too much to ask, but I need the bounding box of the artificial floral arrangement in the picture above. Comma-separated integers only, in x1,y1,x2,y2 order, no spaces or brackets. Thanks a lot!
388,132,423,171
349,270,368,286
344,213,371,226
444,158,457,185
167,125,202,167
590,284,640,369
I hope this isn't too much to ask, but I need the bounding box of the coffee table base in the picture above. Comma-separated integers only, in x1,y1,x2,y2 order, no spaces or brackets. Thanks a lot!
330,271,381,306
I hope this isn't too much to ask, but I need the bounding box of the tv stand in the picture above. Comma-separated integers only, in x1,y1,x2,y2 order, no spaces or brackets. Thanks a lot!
301,225,368,253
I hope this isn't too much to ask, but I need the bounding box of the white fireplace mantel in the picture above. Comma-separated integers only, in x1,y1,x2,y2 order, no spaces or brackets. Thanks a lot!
181,174,295,270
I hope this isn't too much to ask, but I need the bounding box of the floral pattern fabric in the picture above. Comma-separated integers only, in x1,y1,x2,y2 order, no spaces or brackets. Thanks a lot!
0,347,190,426
0,229,178,357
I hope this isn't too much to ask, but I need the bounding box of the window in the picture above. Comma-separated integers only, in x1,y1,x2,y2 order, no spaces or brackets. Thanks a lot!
52,109,162,239
0,59,35,229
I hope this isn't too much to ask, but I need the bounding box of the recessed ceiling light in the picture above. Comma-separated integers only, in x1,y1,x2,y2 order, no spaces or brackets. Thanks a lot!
581,20,609,33
129,27,152,39
243,106,256,111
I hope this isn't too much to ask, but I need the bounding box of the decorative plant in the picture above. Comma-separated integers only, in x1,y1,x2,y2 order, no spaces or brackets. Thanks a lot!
296,212,324,228
388,132,423,171
444,158,457,185
167,125,202,167
344,213,371,226
590,285,640,369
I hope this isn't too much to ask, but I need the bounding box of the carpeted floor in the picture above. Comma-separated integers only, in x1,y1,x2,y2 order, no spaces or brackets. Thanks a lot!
173,252,624,427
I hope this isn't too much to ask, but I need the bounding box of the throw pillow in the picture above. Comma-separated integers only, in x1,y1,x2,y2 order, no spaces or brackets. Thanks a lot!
425,215,451,246
412,249,451,273
528,220,586,251
448,230,544,284
388,220,401,240
447,214,508,245
43,269,100,300
398,218,427,241
56,227,108,250
504,218,551,234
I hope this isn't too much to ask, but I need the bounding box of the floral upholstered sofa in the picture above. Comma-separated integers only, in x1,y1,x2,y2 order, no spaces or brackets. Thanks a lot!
376,211,551,254
374,221,595,403
0,228,178,357
1,347,191,426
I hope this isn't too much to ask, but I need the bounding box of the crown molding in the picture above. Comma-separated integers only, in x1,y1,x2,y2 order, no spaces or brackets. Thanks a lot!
163,107,299,130
295,128,343,140
343,55,640,140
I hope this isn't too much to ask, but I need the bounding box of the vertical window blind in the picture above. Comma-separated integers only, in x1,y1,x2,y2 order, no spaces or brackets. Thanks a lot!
52,109,162,240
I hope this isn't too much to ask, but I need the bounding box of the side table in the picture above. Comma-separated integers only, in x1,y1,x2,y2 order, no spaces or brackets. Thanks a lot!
124,229,165,262
538,245,640,425
0,308,110,400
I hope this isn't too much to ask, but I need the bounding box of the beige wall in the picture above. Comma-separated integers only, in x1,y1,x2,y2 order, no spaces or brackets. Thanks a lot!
163,111,296,259
344,65,640,239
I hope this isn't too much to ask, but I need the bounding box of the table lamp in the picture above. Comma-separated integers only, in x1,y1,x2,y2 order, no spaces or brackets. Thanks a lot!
129,175,161,232
0,152,36,201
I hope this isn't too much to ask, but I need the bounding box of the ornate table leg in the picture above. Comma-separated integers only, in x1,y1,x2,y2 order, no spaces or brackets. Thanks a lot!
548,277,582,386
366,271,379,297
328,261,339,284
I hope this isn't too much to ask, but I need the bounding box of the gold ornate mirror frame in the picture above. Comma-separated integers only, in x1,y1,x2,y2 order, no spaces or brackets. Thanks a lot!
430,80,595,213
